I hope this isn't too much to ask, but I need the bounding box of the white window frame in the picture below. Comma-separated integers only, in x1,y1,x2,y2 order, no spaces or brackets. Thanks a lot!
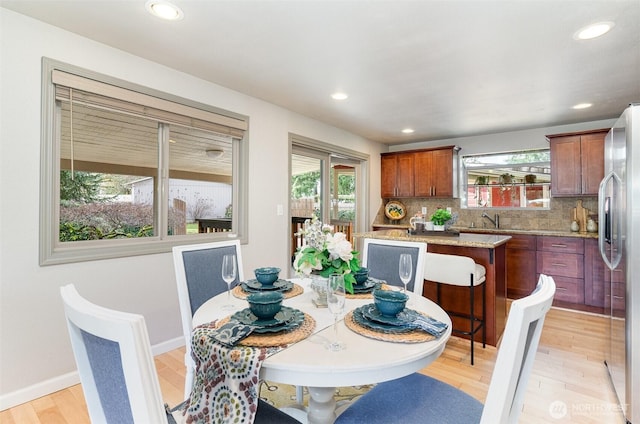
40,58,249,265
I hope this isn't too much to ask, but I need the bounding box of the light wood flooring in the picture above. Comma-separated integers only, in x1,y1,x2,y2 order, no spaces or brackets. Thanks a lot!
0,306,627,423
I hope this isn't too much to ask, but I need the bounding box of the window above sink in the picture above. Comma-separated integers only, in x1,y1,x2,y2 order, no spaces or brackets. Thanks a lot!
461,149,551,210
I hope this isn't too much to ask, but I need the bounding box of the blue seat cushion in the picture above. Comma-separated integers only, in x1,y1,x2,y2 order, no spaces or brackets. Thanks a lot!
335,373,483,424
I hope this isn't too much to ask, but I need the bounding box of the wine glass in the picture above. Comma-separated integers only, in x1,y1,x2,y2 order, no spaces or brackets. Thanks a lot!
399,253,413,294
221,254,237,310
326,274,346,351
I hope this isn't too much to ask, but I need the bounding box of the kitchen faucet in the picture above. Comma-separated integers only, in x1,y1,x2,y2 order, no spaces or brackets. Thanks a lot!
481,212,499,229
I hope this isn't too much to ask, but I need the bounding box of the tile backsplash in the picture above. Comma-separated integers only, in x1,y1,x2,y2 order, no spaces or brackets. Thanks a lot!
375,197,599,232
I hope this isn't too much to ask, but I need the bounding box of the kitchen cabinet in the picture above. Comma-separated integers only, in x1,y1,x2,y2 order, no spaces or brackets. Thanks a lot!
414,148,455,197
584,238,606,307
505,234,537,299
547,129,607,196
381,146,458,199
536,236,585,304
381,152,414,198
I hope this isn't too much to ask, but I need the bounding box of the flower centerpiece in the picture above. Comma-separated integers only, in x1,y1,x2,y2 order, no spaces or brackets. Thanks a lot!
293,217,360,294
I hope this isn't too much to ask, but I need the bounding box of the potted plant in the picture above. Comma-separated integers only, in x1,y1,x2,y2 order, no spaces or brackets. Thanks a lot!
474,175,488,185
525,174,536,184
430,208,452,231
499,173,514,184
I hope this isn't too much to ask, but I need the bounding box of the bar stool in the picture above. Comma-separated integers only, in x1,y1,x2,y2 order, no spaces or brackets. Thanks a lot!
425,252,486,365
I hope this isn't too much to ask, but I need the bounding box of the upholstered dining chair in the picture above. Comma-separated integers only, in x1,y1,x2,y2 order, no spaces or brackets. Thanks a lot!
361,238,427,294
60,284,298,424
60,283,183,423
335,274,556,424
172,240,244,398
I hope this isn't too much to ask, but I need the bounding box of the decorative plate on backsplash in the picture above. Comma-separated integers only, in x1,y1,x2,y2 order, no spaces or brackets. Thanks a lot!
384,200,406,220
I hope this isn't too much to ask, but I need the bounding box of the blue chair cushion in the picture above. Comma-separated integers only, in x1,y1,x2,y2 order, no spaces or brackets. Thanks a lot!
335,373,483,424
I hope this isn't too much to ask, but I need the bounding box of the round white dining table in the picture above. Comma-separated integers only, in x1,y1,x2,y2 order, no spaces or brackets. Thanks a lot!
192,278,452,424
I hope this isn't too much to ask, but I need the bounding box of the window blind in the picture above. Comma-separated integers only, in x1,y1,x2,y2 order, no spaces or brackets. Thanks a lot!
52,70,247,139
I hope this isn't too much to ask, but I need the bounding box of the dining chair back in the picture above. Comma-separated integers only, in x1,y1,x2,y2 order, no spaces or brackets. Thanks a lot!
361,238,427,294
172,240,244,398
330,219,353,243
335,274,556,424
60,284,182,424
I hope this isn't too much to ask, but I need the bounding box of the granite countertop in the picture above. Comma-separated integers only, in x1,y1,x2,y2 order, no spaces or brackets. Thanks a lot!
371,224,599,239
355,229,511,248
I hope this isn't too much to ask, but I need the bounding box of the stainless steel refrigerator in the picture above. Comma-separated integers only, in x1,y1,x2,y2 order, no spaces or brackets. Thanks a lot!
599,103,639,424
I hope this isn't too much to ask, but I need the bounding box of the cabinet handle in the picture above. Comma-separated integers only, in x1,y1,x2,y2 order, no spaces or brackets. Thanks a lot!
557,287,567,291
551,244,567,248
551,263,567,267
432,187,436,196
613,295,624,299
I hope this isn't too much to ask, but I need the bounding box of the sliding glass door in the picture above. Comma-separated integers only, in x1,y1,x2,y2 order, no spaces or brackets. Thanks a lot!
289,134,369,262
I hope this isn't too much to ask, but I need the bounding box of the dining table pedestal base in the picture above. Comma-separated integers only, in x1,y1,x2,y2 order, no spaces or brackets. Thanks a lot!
308,386,337,424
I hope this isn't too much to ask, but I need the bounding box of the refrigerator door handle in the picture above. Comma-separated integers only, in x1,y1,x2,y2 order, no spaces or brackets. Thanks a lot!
598,171,622,270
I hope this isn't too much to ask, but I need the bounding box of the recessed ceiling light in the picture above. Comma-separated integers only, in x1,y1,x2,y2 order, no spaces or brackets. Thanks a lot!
331,92,348,100
146,0,184,21
573,22,614,40
572,103,593,110
402,128,415,134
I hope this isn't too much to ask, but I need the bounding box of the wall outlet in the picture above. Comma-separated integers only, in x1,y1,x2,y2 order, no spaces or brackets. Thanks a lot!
276,204,284,216
421,206,427,215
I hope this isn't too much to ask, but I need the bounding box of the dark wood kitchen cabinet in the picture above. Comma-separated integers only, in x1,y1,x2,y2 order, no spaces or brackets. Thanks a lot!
505,234,537,299
547,129,607,196
381,152,415,198
381,146,458,199
584,238,605,307
414,147,456,197
536,236,585,304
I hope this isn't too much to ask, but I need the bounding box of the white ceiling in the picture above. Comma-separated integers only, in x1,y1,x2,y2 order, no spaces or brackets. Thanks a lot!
2,0,639,145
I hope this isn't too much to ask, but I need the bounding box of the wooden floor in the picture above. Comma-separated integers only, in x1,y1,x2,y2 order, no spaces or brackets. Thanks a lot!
0,306,627,423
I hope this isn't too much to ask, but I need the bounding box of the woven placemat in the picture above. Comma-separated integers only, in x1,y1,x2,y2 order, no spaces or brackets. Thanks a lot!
217,313,316,347
233,283,303,300
344,310,435,344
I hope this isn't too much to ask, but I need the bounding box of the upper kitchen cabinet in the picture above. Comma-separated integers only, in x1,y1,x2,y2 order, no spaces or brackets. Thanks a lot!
547,129,607,196
381,152,415,197
381,146,459,199
414,147,459,197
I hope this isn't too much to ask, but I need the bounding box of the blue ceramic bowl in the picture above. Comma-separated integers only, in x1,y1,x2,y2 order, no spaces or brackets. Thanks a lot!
247,291,283,320
254,267,281,285
373,289,408,317
353,267,370,285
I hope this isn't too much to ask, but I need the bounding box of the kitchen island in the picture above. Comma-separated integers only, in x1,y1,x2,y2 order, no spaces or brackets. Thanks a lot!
353,229,511,346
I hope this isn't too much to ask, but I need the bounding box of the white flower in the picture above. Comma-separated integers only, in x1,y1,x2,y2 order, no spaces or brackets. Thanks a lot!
326,232,354,262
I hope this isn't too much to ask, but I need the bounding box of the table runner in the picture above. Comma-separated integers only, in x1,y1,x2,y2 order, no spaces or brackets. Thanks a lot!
185,322,283,424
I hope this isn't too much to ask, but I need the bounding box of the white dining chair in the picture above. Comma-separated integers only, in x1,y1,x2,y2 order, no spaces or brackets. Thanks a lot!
361,238,427,294
335,274,556,424
61,283,298,424
424,252,486,365
172,240,244,398
60,284,185,423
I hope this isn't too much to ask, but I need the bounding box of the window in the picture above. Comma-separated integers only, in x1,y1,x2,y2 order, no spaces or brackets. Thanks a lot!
461,149,551,209
40,58,249,265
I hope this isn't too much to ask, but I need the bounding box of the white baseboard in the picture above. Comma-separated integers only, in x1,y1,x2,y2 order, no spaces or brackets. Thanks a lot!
0,371,80,411
0,336,185,411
